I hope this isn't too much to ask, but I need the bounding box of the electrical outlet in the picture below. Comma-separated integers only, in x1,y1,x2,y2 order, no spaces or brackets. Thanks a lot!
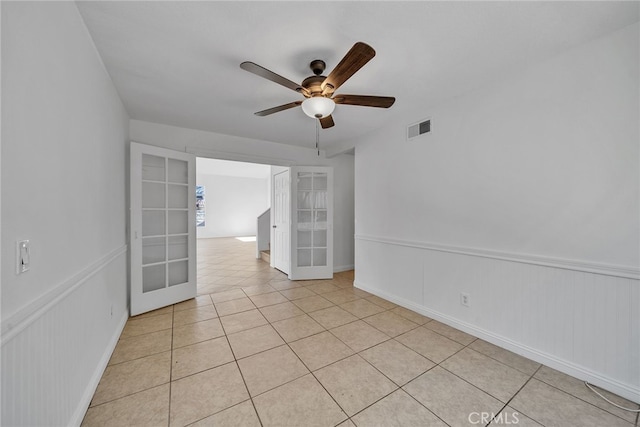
460,292,470,307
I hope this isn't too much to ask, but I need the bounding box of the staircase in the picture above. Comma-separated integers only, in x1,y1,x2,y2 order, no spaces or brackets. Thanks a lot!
256,208,271,261
260,249,270,263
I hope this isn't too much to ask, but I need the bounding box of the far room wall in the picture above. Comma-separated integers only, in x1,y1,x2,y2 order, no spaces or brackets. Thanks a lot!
196,159,270,239
352,22,639,402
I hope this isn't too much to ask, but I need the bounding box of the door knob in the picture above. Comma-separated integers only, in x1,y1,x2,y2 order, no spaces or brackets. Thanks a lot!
272,225,277,228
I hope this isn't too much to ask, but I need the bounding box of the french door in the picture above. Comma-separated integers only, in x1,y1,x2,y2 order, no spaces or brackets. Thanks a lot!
130,142,196,316
289,166,333,280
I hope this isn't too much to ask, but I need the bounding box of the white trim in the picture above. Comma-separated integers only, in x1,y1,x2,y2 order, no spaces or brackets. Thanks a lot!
1,245,128,345
334,264,355,273
69,309,128,427
355,234,639,280
354,279,640,404
186,146,296,167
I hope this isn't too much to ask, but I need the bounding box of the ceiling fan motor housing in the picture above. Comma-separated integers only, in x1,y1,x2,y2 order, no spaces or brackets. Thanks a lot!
310,59,326,75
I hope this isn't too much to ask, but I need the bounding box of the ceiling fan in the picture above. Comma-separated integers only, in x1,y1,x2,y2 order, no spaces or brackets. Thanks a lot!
240,42,395,129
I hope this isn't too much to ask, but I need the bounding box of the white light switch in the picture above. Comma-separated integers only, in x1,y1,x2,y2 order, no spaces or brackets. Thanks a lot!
16,240,30,274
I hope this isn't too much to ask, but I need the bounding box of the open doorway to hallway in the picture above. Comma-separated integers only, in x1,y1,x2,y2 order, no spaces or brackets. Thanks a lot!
196,237,287,295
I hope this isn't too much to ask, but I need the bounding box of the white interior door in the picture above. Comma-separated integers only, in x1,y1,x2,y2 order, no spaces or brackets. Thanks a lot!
130,142,196,316
289,166,333,280
272,170,290,274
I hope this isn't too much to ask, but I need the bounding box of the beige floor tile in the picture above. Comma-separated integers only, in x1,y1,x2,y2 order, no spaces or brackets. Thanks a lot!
440,348,530,403
396,326,463,363
220,309,268,334
131,305,174,319
209,288,246,303
363,311,419,337
82,384,170,427
339,299,387,318
170,362,249,427
190,400,261,427
214,297,256,317
468,339,541,376
305,282,342,294
490,406,543,426
510,379,632,427
292,295,335,313
172,318,225,349
423,320,476,345
253,374,347,427
351,389,446,427
403,366,503,427
390,306,432,325
258,301,305,323
365,295,398,310
237,345,309,396
121,313,173,338
242,284,277,296
271,314,325,342
533,366,639,423
109,329,172,365
315,354,398,416
173,305,218,327
214,276,246,286
249,291,289,307
279,287,317,300
171,337,234,380
289,331,354,371
336,420,357,427
269,279,303,291
227,324,285,359
322,290,361,305
173,295,213,312
237,277,270,288
360,340,435,386
309,306,358,329
331,320,390,352
91,351,171,406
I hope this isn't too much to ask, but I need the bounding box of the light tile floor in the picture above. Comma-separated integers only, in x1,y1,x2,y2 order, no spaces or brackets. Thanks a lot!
83,237,640,427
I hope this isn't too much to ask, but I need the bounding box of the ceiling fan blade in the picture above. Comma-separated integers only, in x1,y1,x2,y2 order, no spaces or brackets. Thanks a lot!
240,61,305,94
254,101,302,116
333,94,395,108
319,115,335,129
321,42,376,95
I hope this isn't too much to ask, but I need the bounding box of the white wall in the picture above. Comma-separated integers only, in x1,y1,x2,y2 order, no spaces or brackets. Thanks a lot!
196,173,269,238
353,23,639,402
1,3,130,425
131,120,355,271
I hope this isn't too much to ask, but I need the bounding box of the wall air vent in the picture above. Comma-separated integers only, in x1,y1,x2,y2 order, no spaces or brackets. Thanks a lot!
407,118,431,141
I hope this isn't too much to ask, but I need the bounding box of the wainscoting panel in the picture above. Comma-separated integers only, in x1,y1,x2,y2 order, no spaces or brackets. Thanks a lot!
355,236,640,403
1,247,128,426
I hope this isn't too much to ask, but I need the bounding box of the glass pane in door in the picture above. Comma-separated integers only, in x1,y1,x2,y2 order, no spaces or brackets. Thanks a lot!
296,171,330,268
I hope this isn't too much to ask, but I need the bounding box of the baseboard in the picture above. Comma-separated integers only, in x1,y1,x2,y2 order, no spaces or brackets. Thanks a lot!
355,280,640,404
69,309,129,427
334,264,355,273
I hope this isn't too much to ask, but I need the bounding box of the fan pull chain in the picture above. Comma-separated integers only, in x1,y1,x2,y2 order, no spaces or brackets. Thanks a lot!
316,119,320,156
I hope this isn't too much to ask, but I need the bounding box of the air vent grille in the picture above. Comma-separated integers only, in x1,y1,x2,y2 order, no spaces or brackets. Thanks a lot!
407,118,431,140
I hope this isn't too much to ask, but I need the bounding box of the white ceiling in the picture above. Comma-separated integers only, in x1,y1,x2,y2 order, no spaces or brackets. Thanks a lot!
76,1,638,151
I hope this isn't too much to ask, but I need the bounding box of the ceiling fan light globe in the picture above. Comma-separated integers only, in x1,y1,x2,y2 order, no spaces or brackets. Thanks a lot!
301,97,335,119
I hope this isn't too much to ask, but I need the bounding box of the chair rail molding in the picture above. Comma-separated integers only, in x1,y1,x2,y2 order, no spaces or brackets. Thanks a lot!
355,234,639,280
1,244,128,345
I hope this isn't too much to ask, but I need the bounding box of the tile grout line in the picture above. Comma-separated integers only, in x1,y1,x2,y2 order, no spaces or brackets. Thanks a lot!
215,295,266,427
